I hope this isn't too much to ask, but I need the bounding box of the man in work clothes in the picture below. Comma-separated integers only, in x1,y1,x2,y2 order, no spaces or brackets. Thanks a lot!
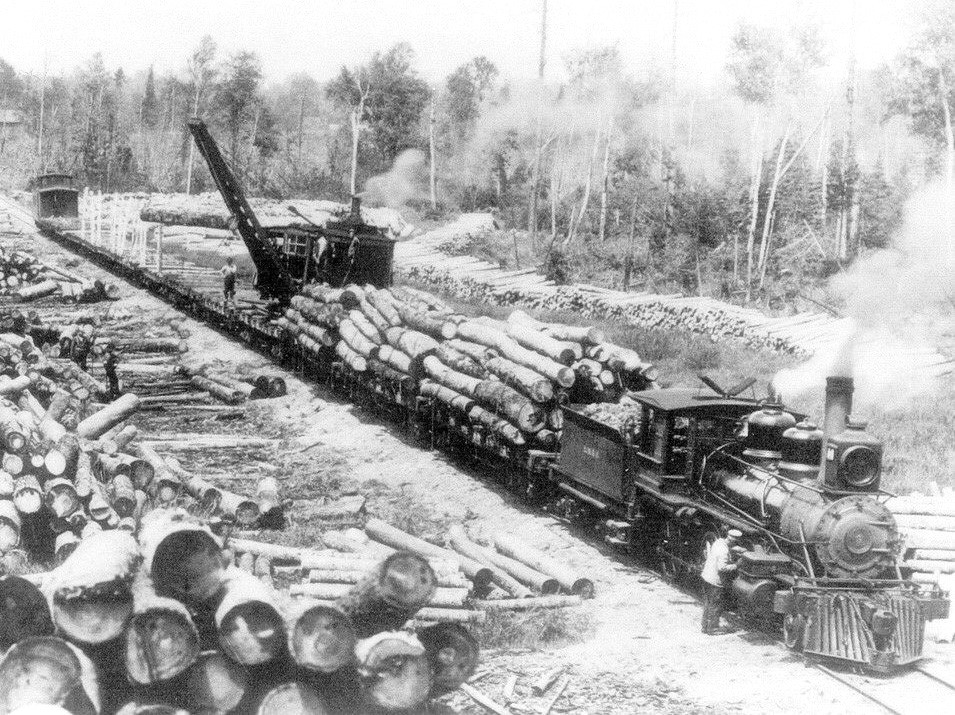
221,256,237,306
701,528,742,634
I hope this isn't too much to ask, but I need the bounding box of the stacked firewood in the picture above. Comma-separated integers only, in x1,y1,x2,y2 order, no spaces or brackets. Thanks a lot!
278,283,657,449
1,510,483,714
888,492,955,581
0,247,120,303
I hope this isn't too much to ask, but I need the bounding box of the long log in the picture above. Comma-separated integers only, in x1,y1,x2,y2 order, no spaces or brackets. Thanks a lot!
506,323,579,364
76,393,140,439
423,355,482,396
419,379,475,413
348,309,384,345
435,343,488,379
445,338,495,363
355,631,432,713
124,578,200,685
493,336,575,388
895,514,955,532
366,289,402,326
184,651,248,715
473,595,583,610
448,525,532,598
139,510,225,604
334,340,367,372
467,404,526,445
358,298,392,333
306,568,469,589
397,306,457,340
385,327,439,360
49,530,139,645
215,567,287,665
377,344,413,376
417,623,479,695
473,380,546,432
336,551,437,638
477,543,560,595
365,519,493,589
485,356,554,403
338,319,378,358
190,375,243,404
493,533,594,598
293,582,468,608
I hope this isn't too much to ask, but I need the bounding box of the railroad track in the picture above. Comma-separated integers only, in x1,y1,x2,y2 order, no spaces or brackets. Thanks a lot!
816,661,955,714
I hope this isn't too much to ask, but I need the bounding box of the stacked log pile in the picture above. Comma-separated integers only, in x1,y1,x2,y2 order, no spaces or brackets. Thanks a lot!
1,511,487,714
888,491,955,581
139,191,411,236
279,283,657,450
0,247,119,303
235,518,593,611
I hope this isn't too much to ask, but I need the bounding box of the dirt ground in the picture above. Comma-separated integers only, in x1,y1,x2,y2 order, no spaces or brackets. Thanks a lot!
15,223,955,714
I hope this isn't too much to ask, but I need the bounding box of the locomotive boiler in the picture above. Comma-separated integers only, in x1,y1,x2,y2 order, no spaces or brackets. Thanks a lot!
549,375,949,672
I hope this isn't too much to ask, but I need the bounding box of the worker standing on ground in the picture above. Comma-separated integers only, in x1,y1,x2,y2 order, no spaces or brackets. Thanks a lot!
701,528,742,634
102,343,120,399
221,256,237,306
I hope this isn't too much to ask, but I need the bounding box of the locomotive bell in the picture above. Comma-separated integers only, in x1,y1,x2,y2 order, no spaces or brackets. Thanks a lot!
742,405,796,460
823,418,884,492
779,421,823,480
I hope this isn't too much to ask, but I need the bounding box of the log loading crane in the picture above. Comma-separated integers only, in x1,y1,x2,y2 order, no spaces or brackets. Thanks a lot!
188,118,396,304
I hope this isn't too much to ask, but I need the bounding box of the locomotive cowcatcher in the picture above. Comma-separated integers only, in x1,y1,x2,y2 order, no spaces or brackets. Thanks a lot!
541,375,949,673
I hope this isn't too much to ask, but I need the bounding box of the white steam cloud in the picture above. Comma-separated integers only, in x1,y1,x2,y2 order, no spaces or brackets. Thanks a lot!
774,181,955,411
362,149,428,208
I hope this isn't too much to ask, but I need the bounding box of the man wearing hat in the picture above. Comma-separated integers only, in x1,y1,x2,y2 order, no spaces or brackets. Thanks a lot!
701,528,742,634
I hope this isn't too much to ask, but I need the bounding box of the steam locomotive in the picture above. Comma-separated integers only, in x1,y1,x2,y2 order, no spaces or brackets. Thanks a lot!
184,119,949,673
524,374,949,672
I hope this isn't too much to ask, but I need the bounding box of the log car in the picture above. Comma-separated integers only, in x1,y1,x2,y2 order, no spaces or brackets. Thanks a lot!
548,381,950,673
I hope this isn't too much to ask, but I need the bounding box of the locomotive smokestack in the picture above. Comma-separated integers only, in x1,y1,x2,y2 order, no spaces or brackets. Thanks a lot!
820,376,853,471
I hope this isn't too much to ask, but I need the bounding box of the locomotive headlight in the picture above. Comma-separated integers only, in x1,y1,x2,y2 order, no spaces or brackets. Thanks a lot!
870,609,897,637
840,446,881,489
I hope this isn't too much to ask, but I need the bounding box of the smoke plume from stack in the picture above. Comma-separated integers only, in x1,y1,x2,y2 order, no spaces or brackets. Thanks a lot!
773,180,955,409
362,149,427,208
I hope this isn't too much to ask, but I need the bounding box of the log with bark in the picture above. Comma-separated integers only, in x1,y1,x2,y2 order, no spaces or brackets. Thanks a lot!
493,533,594,598
215,567,287,665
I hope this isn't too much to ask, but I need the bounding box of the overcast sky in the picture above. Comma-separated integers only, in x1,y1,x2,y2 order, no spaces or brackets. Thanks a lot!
8,0,918,83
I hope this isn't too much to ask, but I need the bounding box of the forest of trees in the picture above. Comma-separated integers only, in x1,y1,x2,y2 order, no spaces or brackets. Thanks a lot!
1,0,954,306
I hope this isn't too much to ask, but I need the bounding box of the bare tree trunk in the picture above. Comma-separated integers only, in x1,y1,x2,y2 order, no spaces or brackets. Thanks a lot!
598,116,614,242
743,113,763,299
818,114,829,237
429,95,437,210
527,0,548,247
186,87,201,194
756,119,792,288
563,125,601,248
349,109,360,197
623,190,639,290
37,59,47,172
940,72,955,265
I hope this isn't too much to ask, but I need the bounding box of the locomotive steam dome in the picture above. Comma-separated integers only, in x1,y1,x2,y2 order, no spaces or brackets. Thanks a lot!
780,489,899,578
743,405,797,459
779,421,823,479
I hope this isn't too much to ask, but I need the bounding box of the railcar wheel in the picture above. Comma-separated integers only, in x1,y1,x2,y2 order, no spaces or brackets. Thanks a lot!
783,614,806,652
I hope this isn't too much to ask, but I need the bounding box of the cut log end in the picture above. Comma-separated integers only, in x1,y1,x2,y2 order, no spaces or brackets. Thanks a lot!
184,651,248,714
289,603,356,673
256,682,331,715
417,623,479,694
125,608,200,684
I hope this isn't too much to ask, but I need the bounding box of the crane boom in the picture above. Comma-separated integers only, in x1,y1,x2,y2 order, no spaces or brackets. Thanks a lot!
187,118,295,301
